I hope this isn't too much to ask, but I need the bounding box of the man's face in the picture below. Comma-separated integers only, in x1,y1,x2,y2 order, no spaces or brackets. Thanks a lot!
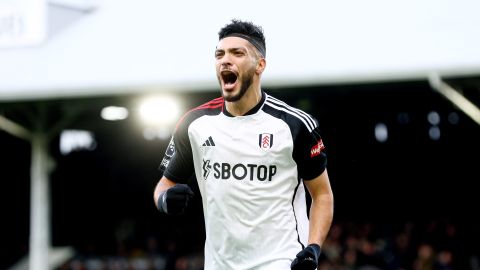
215,37,258,102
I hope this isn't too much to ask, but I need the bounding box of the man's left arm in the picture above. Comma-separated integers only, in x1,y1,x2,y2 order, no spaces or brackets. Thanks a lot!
304,168,334,247
291,169,333,270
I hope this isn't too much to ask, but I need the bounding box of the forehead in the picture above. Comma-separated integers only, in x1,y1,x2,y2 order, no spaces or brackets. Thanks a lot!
216,36,251,51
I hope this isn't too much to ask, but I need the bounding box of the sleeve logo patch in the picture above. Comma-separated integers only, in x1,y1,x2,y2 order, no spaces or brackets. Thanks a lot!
160,137,176,170
165,137,176,157
310,139,325,158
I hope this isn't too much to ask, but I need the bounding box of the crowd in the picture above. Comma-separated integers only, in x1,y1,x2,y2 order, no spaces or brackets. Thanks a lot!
58,218,477,270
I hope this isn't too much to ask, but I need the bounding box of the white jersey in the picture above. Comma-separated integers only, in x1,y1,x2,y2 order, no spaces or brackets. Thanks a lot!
160,91,327,270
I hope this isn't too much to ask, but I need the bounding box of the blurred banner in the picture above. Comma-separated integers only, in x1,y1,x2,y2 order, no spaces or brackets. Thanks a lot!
0,0,479,101
0,0,46,47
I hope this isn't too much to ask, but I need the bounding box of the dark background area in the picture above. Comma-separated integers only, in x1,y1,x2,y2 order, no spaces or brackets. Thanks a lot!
1,77,479,269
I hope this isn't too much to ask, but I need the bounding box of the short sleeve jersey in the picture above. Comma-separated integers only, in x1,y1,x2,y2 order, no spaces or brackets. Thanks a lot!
159,91,327,270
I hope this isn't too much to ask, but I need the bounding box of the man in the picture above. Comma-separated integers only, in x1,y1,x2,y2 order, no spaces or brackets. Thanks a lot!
154,19,334,270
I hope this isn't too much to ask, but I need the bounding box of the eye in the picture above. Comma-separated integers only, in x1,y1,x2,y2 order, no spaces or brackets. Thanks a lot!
215,51,224,59
234,50,245,56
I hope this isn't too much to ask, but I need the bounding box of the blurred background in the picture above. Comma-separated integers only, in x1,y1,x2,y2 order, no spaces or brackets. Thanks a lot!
1,0,479,270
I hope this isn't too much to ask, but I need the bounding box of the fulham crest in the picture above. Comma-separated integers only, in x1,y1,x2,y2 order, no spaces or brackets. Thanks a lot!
259,133,273,149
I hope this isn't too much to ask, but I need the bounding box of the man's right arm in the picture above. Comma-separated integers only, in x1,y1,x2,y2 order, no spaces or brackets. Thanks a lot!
154,111,196,214
153,176,194,215
153,176,178,208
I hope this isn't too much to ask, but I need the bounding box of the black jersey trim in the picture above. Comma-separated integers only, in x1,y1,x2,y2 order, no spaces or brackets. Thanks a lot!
223,91,266,117
265,95,317,132
292,178,306,249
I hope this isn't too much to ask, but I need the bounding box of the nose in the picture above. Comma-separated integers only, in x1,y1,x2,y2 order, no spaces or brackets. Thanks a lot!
220,62,232,70
218,53,232,67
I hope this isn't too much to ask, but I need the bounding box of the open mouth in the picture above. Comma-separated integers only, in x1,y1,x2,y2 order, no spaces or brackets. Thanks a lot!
221,70,238,89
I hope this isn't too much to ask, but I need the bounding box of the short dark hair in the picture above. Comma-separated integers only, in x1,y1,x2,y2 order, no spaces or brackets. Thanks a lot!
218,19,266,57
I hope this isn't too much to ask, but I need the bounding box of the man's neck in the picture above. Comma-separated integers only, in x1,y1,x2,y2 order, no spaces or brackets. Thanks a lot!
225,88,262,116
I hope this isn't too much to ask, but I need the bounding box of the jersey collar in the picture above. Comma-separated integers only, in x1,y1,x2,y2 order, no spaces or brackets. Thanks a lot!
223,90,266,117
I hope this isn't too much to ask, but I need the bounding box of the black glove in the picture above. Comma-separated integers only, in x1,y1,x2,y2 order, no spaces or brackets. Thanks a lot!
291,244,321,270
156,184,194,215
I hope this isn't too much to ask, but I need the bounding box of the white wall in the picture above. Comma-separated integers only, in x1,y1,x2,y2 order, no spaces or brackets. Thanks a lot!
1,0,480,101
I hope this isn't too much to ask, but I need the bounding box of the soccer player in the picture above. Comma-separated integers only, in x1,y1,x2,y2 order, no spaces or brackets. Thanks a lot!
154,19,334,270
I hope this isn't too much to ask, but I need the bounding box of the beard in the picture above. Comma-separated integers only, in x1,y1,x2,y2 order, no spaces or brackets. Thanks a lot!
221,68,255,102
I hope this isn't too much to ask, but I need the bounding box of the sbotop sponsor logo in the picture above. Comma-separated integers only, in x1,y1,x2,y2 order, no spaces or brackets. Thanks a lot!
202,159,212,180
202,159,277,181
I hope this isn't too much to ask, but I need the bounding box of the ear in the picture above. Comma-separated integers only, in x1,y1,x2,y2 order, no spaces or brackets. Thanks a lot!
256,58,266,75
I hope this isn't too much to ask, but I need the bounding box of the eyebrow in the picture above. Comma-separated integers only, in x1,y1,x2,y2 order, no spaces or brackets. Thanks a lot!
215,47,247,54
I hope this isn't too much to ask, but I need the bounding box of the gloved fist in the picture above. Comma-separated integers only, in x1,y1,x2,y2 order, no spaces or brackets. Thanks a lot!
291,244,321,270
157,184,194,215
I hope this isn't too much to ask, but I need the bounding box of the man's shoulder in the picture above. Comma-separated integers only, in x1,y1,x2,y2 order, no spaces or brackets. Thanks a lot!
176,97,224,129
264,93,308,115
263,93,318,132
191,96,224,114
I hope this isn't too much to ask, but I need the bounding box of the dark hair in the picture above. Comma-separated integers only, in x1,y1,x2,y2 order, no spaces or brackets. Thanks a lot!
218,19,266,57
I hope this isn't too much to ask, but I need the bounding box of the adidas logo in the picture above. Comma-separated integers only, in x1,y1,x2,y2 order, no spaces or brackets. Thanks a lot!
202,136,215,146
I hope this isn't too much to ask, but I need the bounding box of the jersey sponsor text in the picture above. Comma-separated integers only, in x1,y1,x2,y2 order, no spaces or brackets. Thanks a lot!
203,160,277,181
310,139,325,158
